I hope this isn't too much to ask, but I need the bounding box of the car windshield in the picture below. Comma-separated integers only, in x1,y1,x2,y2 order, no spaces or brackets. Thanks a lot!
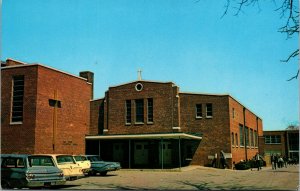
56,156,75,164
87,156,102,162
28,156,55,167
74,156,87,161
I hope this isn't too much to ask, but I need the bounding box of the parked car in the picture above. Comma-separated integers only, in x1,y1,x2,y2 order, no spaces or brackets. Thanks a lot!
34,154,84,181
85,155,121,176
1,154,66,189
73,155,91,174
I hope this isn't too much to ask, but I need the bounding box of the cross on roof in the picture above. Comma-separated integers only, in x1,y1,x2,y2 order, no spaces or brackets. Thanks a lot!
137,69,142,80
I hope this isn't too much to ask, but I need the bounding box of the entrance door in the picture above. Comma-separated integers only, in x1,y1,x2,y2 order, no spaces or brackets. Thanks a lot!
113,143,124,162
159,142,172,166
134,142,149,165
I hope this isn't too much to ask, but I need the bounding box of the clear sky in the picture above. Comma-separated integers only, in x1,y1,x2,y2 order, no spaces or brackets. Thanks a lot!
2,0,299,130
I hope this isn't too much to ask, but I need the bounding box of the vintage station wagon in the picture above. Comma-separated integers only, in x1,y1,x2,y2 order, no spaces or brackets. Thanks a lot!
35,154,84,181
1,154,66,189
73,155,91,174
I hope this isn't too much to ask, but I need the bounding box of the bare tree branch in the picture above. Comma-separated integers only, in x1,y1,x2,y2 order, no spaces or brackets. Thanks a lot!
287,70,299,81
280,49,299,62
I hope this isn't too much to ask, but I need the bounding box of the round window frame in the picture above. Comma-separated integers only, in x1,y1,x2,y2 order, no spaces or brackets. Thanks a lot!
135,83,143,91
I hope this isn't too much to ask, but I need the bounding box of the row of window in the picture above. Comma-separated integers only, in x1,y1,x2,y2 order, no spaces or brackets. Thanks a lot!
231,125,258,147
265,135,281,144
125,98,153,124
11,76,25,123
195,103,213,118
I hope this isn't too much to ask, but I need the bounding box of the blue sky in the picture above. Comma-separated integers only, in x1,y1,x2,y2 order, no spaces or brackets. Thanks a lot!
2,0,299,130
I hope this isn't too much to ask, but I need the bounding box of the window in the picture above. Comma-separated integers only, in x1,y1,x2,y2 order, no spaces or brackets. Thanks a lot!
235,133,238,146
254,131,257,147
1,158,25,168
231,132,235,146
196,104,202,118
265,135,281,144
206,103,213,118
49,99,61,108
250,129,254,147
239,124,244,146
245,127,249,147
11,75,24,123
135,99,144,123
125,100,131,124
232,108,235,118
147,98,153,123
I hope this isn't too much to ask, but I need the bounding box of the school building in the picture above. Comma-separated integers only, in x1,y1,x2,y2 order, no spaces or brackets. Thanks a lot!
260,126,299,165
1,58,93,155
1,58,263,169
86,79,263,169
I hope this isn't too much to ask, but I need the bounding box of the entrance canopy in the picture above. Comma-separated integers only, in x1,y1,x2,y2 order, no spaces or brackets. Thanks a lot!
86,132,202,140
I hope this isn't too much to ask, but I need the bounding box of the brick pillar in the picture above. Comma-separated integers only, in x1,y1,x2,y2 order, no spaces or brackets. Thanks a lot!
79,71,94,99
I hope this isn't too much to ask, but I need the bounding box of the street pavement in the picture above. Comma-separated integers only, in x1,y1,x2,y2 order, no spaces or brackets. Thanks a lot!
60,164,299,190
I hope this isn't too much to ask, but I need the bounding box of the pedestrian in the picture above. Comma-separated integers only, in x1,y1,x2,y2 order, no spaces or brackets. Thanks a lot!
220,150,228,169
255,152,261,171
271,154,276,170
274,154,278,169
278,156,284,168
283,156,287,168
211,153,217,168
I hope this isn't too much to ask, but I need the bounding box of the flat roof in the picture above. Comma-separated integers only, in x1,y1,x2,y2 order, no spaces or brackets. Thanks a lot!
2,58,89,82
86,132,202,140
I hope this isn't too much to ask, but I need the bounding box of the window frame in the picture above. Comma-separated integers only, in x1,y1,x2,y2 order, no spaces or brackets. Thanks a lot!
135,99,144,124
147,98,153,124
10,75,25,124
206,103,213,118
125,100,132,125
195,104,202,119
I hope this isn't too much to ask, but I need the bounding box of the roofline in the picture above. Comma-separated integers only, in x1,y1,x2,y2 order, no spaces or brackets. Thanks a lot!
228,95,262,120
179,92,262,120
264,129,299,132
2,61,89,82
109,80,176,89
180,92,229,96
90,97,105,102
85,132,202,140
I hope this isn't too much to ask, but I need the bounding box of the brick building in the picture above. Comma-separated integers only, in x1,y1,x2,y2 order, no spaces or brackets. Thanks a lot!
260,126,299,164
1,59,93,155
86,80,263,169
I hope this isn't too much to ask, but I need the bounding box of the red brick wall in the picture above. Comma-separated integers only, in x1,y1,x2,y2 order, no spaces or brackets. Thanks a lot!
179,93,231,166
34,66,91,155
104,81,179,135
90,99,105,135
262,131,286,155
1,66,38,154
228,97,263,164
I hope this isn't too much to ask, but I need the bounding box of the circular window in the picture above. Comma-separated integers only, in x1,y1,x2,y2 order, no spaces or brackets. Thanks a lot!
135,83,143,91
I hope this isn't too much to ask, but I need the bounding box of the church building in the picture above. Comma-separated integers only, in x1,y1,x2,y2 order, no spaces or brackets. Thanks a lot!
87,76,263,169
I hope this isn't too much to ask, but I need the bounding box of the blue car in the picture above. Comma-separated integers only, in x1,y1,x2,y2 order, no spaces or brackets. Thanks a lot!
1,154,66,189
85,155,121,176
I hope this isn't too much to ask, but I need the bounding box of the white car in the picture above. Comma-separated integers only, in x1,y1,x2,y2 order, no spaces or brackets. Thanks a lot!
73,155,91,174
34,154,84,181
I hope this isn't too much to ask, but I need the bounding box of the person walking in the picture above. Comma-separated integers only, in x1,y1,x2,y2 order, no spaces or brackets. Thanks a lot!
220,150,228,169
211,153,217,168
255,152,261,171
271,154,276,170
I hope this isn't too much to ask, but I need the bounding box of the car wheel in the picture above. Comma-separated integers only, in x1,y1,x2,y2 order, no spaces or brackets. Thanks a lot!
100,171,107,176
88,171,95,176
1,180,11,189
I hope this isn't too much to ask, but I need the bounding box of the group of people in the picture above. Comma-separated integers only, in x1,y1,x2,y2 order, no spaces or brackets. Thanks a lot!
270,154,295,170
